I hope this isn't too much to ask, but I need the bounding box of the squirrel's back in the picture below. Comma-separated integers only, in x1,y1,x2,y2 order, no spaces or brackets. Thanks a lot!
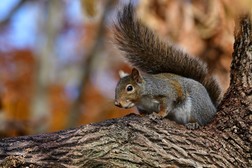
114,3,221,106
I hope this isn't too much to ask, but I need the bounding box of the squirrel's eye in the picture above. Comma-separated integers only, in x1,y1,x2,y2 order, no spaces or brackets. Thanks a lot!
126,84,134,92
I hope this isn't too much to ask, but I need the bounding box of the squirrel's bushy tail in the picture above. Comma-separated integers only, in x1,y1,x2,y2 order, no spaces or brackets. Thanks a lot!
113,3,221,106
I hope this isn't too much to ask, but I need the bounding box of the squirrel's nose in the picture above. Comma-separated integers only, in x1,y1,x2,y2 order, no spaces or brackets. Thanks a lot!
114,100,122,107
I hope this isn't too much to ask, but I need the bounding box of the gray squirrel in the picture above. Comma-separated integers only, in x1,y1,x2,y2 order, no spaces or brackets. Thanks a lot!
113,4,221,129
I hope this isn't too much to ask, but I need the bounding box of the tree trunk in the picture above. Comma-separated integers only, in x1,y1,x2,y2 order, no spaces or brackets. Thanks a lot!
0,13,251,168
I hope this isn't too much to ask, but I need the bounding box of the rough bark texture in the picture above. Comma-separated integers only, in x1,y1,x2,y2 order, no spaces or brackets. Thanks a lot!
0,13,251,168
0,115,250,168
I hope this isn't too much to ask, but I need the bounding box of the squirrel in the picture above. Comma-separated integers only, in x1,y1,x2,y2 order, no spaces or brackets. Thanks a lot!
113,4,221,129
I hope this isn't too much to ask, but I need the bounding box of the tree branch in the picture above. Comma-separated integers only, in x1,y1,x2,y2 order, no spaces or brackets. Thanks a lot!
215,14,252,143
0,0,27,27
0,115,250,167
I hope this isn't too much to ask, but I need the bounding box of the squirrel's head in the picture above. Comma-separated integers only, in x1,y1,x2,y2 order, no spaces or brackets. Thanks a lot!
114,68,144,109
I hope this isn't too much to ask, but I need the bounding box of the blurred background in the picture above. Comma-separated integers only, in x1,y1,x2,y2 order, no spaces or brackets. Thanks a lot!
0,0,251,137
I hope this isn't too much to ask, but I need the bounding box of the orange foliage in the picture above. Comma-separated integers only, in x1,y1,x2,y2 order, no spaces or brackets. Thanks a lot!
48,84,70,132
0,50,35,136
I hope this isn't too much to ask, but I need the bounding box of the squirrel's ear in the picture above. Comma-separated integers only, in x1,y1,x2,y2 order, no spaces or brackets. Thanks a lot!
119,70,129,78
131,68,143,83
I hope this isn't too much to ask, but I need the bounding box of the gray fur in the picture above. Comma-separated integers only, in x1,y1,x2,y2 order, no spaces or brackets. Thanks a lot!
114,4,220,128
140,73,216,125
114,3,221,106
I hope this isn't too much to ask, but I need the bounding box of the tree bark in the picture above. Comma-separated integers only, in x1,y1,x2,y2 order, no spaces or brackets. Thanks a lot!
0,13,251,168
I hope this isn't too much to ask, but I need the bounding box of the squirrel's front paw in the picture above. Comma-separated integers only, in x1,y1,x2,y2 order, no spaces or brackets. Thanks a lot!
149,113,162,123
185,122,200,130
